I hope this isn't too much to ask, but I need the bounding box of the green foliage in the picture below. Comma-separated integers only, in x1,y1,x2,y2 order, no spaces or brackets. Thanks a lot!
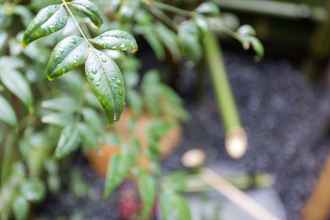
0,0,263,219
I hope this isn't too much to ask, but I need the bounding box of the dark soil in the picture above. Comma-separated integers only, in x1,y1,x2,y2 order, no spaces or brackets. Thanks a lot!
36,50,330,220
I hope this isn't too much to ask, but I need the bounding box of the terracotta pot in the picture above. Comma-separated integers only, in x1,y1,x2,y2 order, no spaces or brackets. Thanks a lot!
87,110,182,177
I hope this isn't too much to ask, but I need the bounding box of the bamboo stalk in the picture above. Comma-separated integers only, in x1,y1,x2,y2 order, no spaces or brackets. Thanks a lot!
213,0,327,22
201,168,281,220
203,31,247,159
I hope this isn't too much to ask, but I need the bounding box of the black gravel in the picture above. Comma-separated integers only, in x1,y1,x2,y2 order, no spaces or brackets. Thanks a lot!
36,50,330,220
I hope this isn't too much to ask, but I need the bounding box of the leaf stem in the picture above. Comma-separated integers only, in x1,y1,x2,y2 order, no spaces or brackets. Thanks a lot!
147,1,194,17
62,0,92,47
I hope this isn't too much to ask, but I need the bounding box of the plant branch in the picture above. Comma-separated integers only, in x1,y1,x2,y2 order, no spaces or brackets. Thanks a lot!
147,1,194,17
62,0,92,46
203,30,247,159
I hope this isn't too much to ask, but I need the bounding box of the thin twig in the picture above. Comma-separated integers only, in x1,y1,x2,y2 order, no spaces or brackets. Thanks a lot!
62,0,92,47
201,168,281,220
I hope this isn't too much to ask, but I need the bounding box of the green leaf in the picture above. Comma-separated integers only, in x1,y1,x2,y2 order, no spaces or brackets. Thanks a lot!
196,2,220,15
138,25,165,60
78,122,97,149
41,112,73,126
172,194,191,220
178,21,202,61
46,36,88,80
55,123,80,159
155,23,181,61
90,30,138,53
104,144,137,196
21,178,46,202
42,96,78,113
22,4,68,46
13,196,30,220
85,49,125,123
0,70,33,110
81,108,103,133
0,95,17,126
70,0,103,27
137,172,156,219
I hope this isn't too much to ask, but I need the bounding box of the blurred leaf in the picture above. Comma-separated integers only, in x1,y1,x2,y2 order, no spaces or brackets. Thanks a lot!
13,196,30,220
155,24,181,61
138,24,165,60
81,108,103,133
90,30,138,53
118,0,141,20
14,5,33,27
172,193,191,220
127,90,143,115
196,2,220,15
21,178,46,202
41,112,73,126
105,144,137,196
238,25,256,37
0,95,17,126
55,123,80,159
42,97,78,113
0,70,33,110
46,35,88,80
70,0,103,27
137,171,156,219
78,122,97,149
178,21,202,61
23,4,68,46
85,49,125,123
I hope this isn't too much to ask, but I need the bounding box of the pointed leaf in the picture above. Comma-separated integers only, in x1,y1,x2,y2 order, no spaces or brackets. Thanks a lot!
46,35,88,80
70,0,103,27
85,49,125,123
13,196,30,220
0,70,33,109
55,123,80,158
90,30,138,53
22,5,68,46
0,95,17,126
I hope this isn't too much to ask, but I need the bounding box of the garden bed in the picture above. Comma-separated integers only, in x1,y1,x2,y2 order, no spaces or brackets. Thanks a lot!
36,49,330,220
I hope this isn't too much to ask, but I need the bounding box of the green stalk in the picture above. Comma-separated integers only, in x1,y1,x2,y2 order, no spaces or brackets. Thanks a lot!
203,31,247,159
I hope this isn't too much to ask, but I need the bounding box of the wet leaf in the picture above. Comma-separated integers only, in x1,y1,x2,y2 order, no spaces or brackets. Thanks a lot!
22,4,68,46
21,178,45,202
55,123,80,158
90,30,138,53
0,70,33,110
85,49,125,123
41,112,73,126
13,196,30,220
0,95,17,126
70,0,103,27
46,35,88,80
